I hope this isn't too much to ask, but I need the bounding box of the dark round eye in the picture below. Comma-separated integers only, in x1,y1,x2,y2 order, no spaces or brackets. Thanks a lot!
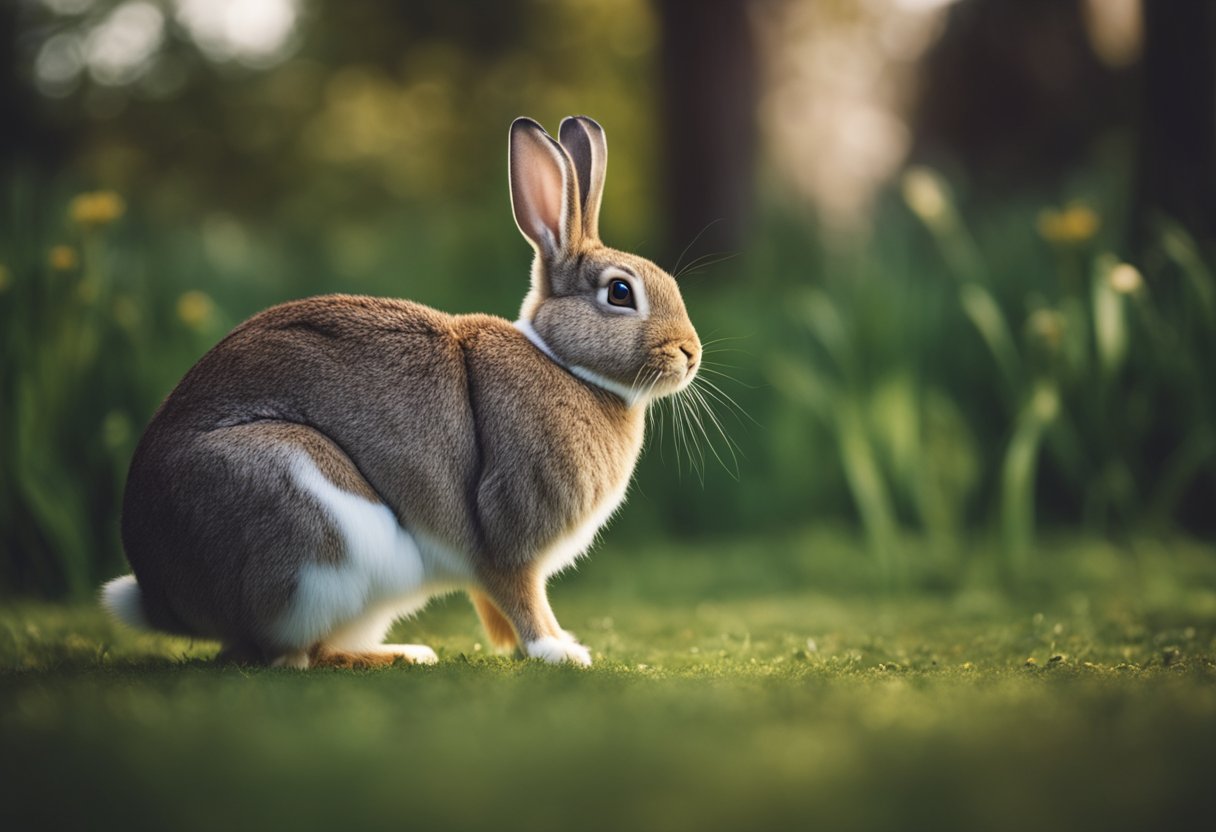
608,278,635,308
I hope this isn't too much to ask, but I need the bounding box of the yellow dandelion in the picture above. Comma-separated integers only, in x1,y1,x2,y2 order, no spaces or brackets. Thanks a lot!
177,290,216,330
69,191,126,228
1108,263,1143,294
49,245,79,270
1037,202,1100,245
0,263,10,293
900,166,949,226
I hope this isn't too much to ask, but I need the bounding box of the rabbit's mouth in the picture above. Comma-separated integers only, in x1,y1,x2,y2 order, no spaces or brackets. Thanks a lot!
643,346,700,401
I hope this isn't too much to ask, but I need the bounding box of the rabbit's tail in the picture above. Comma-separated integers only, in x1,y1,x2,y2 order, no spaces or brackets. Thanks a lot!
100,574,154,631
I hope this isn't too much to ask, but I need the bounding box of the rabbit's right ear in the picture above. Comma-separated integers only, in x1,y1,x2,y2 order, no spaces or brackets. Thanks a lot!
559,116,607,242
509,118,580,258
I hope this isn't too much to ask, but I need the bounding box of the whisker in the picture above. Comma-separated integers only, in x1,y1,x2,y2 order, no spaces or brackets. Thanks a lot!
676,392,706,484
675,252,742,279
700,348,755,359
691,383,745,461
676,391,705,476
694,376,759,426
670,218,725,277
699,332,752,344
685,385,740,479
695,383,754,430
670,395,689,479
696,366,761,390
680,389,715,483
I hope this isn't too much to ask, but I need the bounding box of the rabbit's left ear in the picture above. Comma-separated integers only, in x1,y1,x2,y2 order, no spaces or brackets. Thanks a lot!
510,117,581,258
559,116,607,242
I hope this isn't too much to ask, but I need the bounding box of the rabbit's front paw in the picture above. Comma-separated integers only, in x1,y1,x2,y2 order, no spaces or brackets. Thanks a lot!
526,636,591,666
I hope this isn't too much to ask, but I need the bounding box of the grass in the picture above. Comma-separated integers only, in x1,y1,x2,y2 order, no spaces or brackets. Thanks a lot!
3,531,1216,832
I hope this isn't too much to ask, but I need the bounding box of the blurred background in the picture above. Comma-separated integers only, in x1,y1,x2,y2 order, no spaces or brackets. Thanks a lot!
1,0,1213,598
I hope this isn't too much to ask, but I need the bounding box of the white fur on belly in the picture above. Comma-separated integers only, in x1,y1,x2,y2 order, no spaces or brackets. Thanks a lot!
537,443,641,580
269,454,470,650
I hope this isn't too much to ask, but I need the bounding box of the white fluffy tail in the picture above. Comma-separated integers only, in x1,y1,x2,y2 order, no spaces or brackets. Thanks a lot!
100,574,153,631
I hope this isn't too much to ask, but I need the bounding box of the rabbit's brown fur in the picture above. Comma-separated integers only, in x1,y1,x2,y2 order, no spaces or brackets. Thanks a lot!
105,116,700,667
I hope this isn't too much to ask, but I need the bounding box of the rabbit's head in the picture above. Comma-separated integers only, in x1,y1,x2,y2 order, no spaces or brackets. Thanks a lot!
510,116,700,408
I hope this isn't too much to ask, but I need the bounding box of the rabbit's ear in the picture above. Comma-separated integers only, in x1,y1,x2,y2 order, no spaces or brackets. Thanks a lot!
559,116,607,242
510,118,580,258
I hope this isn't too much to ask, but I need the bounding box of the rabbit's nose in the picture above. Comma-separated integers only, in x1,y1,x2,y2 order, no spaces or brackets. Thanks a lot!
679,341,699,370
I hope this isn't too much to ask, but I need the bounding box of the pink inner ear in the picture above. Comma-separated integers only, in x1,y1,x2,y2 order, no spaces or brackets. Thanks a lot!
516,138,564,250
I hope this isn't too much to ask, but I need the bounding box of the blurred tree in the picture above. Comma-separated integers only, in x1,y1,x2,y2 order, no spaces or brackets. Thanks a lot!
656,0,759,265
1133,0,1216,249
0,2,68,178
909,0,1131,193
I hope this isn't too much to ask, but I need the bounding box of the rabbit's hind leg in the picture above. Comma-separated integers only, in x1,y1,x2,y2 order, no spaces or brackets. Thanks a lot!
469,590,519,651
194,421,433,667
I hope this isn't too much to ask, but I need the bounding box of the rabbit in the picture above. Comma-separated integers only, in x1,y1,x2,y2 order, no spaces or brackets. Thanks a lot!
101,115,701,669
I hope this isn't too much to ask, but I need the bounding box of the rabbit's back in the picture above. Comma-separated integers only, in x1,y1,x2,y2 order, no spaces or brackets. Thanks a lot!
139,294,479,540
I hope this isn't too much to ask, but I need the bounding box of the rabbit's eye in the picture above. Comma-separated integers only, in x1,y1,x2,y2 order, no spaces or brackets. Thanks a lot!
608,279,635,308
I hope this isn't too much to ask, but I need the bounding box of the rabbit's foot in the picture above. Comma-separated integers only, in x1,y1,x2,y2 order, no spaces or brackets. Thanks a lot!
376,643,439,665
271,649,311,669
526,636,591,666
304,643,438,669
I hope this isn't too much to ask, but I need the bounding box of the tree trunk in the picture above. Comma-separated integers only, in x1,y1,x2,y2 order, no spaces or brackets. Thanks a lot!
910,0,1127,194
1134,0,1216,248
656,0,759,268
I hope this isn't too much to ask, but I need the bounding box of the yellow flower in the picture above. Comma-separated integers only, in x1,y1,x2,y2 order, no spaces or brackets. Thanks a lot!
900,166,949,226
49,245,79,270
0,263,10,293
1036,202,1099,245
69,191,126,228
177,290,216,330
1108,263,1143,295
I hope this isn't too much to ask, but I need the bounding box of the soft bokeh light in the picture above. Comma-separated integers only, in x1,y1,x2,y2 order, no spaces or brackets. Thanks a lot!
35,32,85,96
1082,0,1142,68
40,0,95,14
1109,263,1144,295
755,0,949,230
174,0,301,67
890,0,960,11
84,1,165,86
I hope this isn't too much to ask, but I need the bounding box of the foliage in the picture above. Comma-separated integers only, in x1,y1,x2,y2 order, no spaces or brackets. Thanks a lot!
2,534,1215,832
766,169,1216,581
3,173,1215,596
0,182,224,595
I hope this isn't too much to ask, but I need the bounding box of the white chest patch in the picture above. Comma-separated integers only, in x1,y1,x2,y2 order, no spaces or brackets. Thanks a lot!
537,438,643,580
269,454,471,650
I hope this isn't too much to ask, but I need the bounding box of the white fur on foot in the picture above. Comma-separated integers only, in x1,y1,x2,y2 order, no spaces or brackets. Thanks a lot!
272,650,311,669
376,644,439,665
526,636,591,666
100,574,152,631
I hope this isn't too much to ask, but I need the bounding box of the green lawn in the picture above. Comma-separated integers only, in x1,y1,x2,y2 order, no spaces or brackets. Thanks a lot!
3,532,1215,832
